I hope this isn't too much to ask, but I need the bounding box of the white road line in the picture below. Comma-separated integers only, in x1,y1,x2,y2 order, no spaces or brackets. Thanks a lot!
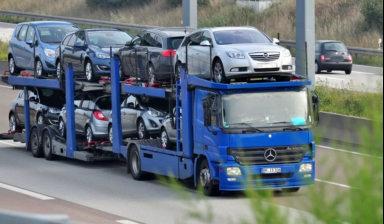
116,220,140,224
0,140,24,148
0,84,12,89
352,71,376,75
315,179,354,189
316,76,345,81
0,182,55,200
318,145,383,159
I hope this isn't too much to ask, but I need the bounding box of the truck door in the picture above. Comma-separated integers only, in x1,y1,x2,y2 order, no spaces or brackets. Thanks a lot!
200,91,220,152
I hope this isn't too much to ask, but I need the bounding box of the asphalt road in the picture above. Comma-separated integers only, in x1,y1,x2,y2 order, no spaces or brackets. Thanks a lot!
0,77,379,224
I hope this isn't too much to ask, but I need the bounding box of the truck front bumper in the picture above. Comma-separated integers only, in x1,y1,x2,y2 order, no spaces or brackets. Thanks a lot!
218,159,315,191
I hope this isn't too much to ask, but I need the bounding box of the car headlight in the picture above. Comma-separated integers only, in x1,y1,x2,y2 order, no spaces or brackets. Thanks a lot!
48,108,60,114
282,49,291,57
299,163,313,173
226,51,245,59
97,54,111,59
148,108,164,117
44,49,56,58
227,167,242,176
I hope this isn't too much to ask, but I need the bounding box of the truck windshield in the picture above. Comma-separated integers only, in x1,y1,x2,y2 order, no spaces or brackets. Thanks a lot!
222,90,310,129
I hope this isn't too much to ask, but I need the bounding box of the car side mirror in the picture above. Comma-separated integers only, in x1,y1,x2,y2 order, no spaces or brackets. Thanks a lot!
29,97,37,102
312,92,320,127
200,40,211,47
127,102,135,108
26,39,34,47
125,41,133,47
273,38,280,45
204,105,212,127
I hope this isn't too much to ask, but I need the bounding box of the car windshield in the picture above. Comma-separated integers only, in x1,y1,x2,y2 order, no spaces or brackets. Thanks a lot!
222,90,310,129
137,96,170,112
88,31,132,47
213,29,272,45
324,42,347,52
38,88,66,108
168,37,185,49
96,96,126,110
37,26,78,44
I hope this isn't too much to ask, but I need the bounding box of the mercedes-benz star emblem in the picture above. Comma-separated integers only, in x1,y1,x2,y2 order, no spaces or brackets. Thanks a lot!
264,53,269,58
264,148,277,162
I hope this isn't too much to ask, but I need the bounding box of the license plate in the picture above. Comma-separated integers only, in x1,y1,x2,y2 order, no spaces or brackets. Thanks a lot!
262,168,282,174
257,63,277,69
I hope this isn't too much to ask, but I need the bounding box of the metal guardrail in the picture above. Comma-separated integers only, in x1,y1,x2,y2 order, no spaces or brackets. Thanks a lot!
281,40,383,57
0,210,85,224
0,10,383,57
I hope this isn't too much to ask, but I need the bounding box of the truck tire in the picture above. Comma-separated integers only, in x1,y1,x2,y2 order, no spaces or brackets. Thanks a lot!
199,159,220,197
282,187,300,193
42,131,57,161
130,145,145,181
30,128,43,158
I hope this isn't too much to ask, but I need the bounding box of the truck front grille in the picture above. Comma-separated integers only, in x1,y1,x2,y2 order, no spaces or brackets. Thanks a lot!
228,146,309,165
249,52,280,62
252,173,294,180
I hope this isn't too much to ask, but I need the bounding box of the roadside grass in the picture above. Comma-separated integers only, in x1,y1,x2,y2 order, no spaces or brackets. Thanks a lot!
0,41,8,61
352,54,384,67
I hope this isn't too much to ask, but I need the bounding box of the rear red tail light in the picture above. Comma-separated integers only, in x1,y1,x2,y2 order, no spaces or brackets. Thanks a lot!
162,50,176,57
94,110,107,121
348,55,352,62
321,55,326,62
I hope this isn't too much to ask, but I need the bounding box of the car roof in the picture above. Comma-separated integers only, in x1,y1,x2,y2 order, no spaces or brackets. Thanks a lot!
200,26,259,32
145,27,195,38
316,40,344,44
84,28,124,32
19,21,75,27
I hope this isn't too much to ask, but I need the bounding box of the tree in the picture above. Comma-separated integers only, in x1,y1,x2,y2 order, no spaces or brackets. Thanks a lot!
362,0,383,33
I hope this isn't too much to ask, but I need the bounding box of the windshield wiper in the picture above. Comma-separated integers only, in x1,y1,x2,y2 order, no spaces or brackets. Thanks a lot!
227,123,264,133
269,122,305,131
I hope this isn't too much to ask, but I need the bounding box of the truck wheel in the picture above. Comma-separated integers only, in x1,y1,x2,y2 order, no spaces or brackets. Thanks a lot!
282,188,300,193
130,145,145,180
30,128,43,158
43,131,57,161
199,159,220,196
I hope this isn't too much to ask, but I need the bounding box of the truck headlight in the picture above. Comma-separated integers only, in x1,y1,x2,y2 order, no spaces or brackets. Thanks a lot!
299,163,313,173
282,49,291,57
44,49,56,58
227,167,242,176
226,51,245,59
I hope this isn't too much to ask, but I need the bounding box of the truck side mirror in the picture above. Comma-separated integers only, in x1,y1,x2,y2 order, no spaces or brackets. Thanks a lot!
204,106,212,127
312,92,320,127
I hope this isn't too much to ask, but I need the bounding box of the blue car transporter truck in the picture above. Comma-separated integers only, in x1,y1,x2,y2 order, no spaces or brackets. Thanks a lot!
1,58,319,196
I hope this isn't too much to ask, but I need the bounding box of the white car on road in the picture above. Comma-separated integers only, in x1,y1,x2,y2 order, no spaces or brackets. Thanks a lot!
174,26,294,83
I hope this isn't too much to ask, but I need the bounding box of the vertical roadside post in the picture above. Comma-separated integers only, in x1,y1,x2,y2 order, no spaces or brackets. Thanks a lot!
24,87,30,150
296,0,315,89
182,0,197,28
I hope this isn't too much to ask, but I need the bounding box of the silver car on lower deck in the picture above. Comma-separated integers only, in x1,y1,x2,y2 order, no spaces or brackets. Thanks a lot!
175,26,293,83
108,95,170,142
160,107,182,150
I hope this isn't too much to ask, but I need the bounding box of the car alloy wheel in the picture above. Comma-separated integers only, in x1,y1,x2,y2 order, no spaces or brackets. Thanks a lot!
109,126,113,143
37,115,44,125
59,119,65,137
86,62,94,81
161,130,168,149
213,62,224,83
138,122,145,139
9,58,15,74
36,60,43,77
57,62,62,80
86,126,93,143
9,115,16,132
147,65,155,86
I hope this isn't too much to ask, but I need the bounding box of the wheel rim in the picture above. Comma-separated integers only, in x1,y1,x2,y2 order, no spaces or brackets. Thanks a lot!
86,63,93,81
177,63,182,77
9,58,15,74
109,126,113,142
315,62,318,72
44,135,50,156
57,62,61,79
214,62,223,83
59,120,65,136
87,127,93,143
161,130,168,148
200,166,211,188
37,115,44,125
148,66,155,85
31,131,39,154
138,122,145,139
9,115,16,132
36,61,43,77
132,150,140,175
119,64,123,79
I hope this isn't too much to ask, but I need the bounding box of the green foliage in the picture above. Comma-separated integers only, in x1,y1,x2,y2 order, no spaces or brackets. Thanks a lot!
166,0,210,7
0,41,8,61
362,0,384,33
85,0,152,9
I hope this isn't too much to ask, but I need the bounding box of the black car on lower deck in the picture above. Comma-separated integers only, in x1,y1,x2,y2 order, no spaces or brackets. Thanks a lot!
315,40,353,75
9,87,65,132
116,27,195,85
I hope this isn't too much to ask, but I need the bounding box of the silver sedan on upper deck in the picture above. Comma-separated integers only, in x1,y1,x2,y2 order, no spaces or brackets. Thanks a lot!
175,26,293,83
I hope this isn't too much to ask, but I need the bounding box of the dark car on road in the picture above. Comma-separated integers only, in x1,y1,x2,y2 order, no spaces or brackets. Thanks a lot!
55,29,132,82
9,88,65,132
315,40,353,75
116,28,195,85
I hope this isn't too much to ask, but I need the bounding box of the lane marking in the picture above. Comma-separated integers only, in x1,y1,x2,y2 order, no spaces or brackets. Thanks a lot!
0,182,55,200
0,84,12,89
0,140,24,148
315,179,355,189
116,220,140,224
316,76,345,81
318,145,383,159
352,71,376,75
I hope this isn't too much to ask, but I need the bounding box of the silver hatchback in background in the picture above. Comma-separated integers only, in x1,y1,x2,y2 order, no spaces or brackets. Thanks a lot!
175,26,293,83
58,90,116,142
108,95,170,142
